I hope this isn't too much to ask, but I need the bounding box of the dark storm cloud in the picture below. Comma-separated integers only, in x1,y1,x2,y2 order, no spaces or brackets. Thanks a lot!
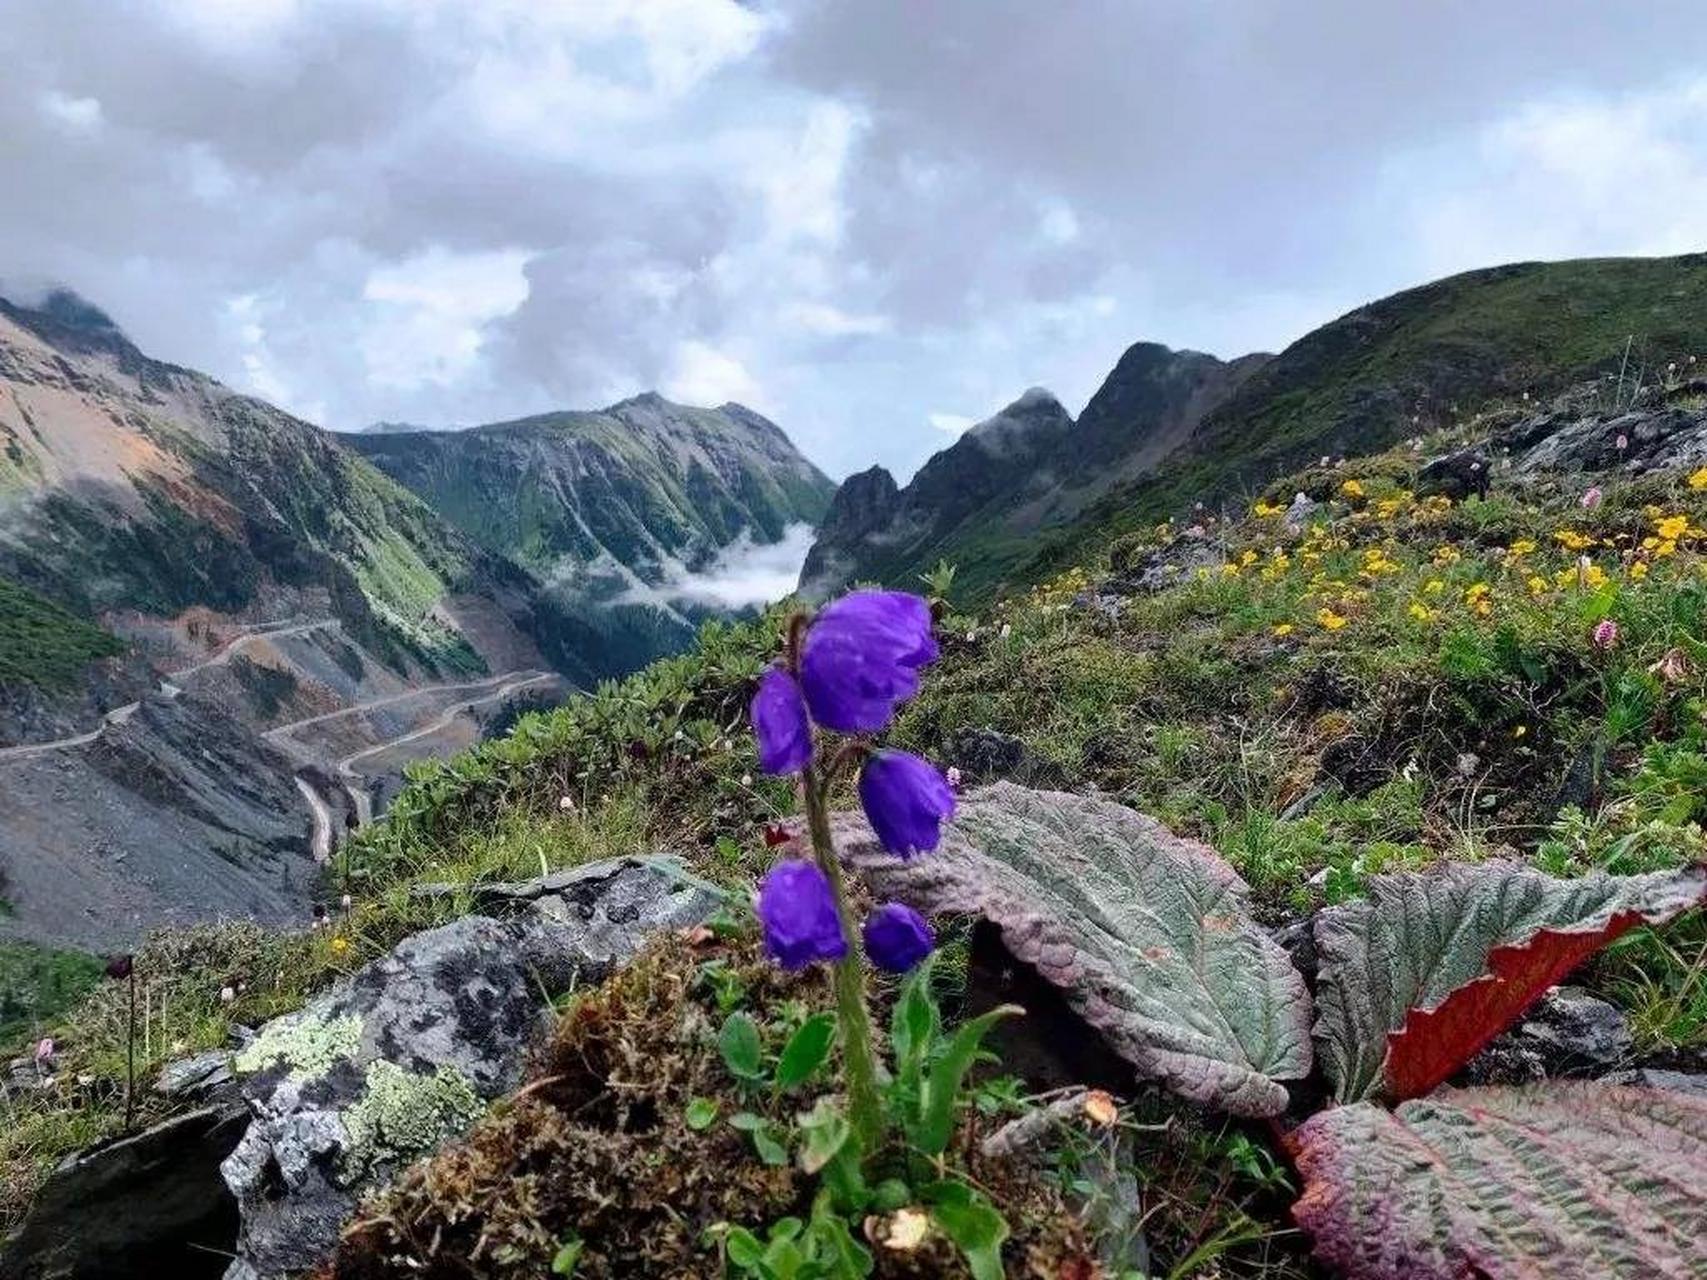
2,1,1706,482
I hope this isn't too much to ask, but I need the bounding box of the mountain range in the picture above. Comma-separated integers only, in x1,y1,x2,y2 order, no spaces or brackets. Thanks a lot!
0,290,830,951
803,253,1707,602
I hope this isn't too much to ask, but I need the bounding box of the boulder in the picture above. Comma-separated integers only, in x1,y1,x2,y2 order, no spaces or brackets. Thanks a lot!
220,856,717,1280
1417,447,1492,501
2,1105,248,1280
944,728,1067,789
1461,986,1632,1086
1104,531,1224,596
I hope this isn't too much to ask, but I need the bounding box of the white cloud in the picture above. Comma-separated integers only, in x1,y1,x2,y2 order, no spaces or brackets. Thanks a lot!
1392,78,1707,277
361,247,531,390
783,301,891,337
928,412,975,436
38,91,103,135
664,339,763,407
641,522,816,610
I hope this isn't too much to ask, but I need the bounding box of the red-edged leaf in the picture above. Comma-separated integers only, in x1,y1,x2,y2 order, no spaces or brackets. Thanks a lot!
1314,861,1707,1103
1289,1083,1707,1279
836,783,1313,1117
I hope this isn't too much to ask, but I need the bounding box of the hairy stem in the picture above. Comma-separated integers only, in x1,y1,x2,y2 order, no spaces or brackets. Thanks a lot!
802,764,884,1154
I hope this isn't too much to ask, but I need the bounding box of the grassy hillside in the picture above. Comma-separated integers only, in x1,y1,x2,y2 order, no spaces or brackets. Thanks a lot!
0,576,124,692
9,396,1707,1274
1011,254,1707,599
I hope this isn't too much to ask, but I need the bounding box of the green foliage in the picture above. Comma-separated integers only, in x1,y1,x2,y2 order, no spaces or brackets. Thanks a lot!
0,577,125,691
0,944,103,1045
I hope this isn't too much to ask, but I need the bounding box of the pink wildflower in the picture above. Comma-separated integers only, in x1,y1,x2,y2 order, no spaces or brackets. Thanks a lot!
1580,487,1602,510
1592,619,1619,651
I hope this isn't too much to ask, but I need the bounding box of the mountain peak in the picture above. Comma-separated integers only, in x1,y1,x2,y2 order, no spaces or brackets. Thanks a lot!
1,286,123,336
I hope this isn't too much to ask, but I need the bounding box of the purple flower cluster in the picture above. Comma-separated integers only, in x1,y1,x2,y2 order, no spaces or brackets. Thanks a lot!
749,589,955,974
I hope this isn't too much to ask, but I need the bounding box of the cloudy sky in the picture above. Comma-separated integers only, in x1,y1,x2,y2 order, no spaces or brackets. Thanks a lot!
4,1,1707,482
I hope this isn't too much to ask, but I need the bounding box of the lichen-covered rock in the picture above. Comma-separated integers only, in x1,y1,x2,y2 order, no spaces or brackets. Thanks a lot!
219,855,716,1280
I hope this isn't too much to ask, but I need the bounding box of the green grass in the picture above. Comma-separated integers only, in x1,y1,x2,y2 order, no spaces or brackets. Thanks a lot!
0,577,125,691
0,944,104,1047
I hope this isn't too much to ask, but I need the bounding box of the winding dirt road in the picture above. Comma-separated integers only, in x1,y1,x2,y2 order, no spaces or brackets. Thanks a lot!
276,670,557,860
0,617,339,765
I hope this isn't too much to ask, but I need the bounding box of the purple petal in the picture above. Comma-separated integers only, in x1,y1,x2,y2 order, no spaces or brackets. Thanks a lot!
757,860,847,970
800,590,939,733
863,902,934,973
858,749,956,858
751,667,812,775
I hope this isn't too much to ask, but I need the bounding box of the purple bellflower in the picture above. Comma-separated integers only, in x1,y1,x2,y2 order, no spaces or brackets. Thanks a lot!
863,902,935,973
751,667,812,775
757,859,848,970
859,749,956,858
800,590,939,732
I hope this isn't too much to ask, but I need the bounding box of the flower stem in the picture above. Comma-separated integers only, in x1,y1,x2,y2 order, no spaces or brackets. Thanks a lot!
802,764,884,1155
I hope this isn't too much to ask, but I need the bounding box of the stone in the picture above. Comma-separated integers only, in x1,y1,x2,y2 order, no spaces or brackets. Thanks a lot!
1104,531,1223,596
2,1105,247,1280
1417,447,1492,501
944,728,1065,789
1462,986,1632,1086
219,855,717,1280
155,1048,235,1100
1282,492,1319,532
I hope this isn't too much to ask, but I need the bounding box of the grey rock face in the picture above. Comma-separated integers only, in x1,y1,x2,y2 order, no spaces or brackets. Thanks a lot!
1504,403,1707,477
156,1048,236,1101
1417,447,1492,501
944,728,1066,789
1105,531,1224,596
1462,986,1633,1086
1600,1068,1707,1099
220,856,717,1280
1,1105,248,1280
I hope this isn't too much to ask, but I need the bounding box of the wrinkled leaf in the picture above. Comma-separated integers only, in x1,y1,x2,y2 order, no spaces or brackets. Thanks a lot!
837,783,1312,1116
1290,1083,1707,1279
684,1097,719,1130
1314,861,1707,1102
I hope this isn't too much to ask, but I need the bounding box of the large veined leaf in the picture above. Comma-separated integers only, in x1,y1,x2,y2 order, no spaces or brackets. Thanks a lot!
1314,861,1707,1103
1289,1083,1707,1279
834,782,1312,1116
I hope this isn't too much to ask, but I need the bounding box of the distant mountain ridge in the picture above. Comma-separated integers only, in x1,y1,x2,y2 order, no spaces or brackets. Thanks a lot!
801,345,1268,600
350,392,835,667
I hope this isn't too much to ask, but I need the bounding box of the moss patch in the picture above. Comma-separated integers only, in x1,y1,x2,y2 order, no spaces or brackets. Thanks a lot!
235,1012,363,1082
340,1061,484,1183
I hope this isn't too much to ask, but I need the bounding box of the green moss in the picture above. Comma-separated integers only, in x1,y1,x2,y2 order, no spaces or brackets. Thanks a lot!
339,1060,484,1181
0,577,126,691
234,1012,363,1082
0,944,104,1045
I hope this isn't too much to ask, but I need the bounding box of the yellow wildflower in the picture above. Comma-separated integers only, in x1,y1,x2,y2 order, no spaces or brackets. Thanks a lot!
1582,563,1608,589
1424,579,1445,595
1631,560,1650,581
1340,478,1365,498
330,936,350,955
1221,562,1241,577
1506,539,1537,557
1273,623,1295,637
1656,514,1691,541
1527,575,1548,596
1408,602,1433,622
1689,467,1707,491
1552,529,1595,552
1240,548,1259,567
1317,608,1349,631
1253,499,1285,517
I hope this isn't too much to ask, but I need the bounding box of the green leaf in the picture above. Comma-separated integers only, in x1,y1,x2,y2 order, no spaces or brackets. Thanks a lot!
762,1237,804,1280
720,1011,765,1081
775,1012,837,1090
724,1226,766,1270
925,1181,1010,1280
891,960,940,1101
870,1179,912,1213
684,1097,719,1131
731,1112,790,1166
809,1193,876,1278
550,1238,584,1275
915,1005,1023,1156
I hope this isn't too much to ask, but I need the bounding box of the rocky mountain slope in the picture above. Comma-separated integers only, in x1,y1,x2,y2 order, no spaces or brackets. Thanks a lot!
348,394,834,666
801,346,1266,600
806,253,1707,603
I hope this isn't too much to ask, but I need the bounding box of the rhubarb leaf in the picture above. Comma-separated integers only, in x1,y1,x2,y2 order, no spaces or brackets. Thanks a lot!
1314,861,1707,1103
1290,1082,1707,1279
835,782,1312,1116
